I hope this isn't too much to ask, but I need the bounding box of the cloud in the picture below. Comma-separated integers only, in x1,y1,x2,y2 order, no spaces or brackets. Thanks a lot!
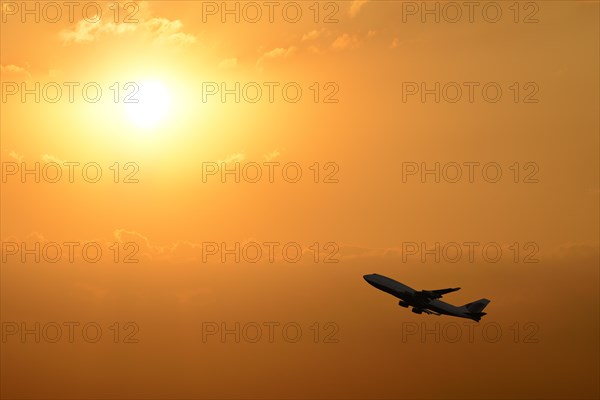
302,28,326,41
0,64,32,81
338,244,400,260
9,228,598,269
59,19,137,44
255,46,296,72
263,47,296,58
111,229,203,263
307,45,320,54
218,57,238,69
59,4,196,47
26,231,46,242
299,28,333,53
112,229,154,258
263,150,281,162
8,150,24,162
145,17,196,47
331,33,360,50
0,64,28,74
349,0,369,18
41,154,66,164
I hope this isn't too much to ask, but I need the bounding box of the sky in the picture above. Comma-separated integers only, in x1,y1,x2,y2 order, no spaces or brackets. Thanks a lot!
0,1,599,398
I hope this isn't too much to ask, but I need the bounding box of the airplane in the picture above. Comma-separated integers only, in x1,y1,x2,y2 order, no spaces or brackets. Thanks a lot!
363,273,490,322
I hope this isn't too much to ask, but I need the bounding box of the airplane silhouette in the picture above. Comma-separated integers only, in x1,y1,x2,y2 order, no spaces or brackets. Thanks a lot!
364,273,490,322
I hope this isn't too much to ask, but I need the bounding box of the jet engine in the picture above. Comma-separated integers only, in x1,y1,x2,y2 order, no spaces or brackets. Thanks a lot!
411,308,423,314
398,300,409,308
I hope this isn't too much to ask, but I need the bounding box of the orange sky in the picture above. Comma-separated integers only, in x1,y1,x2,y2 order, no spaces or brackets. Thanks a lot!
1,1,599,399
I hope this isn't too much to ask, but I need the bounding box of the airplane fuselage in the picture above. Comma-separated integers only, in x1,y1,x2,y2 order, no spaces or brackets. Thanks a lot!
364,273,483,321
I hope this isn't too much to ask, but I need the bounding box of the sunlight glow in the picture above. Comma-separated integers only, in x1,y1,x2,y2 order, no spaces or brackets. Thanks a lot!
125,80,172,129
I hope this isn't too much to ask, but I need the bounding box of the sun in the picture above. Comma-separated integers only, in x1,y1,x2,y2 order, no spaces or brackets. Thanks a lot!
125,80,172,129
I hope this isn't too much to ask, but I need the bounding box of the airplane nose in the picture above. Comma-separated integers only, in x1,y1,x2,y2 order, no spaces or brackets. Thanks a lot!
363,274,377,283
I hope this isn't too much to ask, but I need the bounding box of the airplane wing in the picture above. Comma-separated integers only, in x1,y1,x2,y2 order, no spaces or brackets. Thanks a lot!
420,287,460,299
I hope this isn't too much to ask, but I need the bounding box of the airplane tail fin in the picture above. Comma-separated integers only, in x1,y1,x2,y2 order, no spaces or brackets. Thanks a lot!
462,298,490,321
